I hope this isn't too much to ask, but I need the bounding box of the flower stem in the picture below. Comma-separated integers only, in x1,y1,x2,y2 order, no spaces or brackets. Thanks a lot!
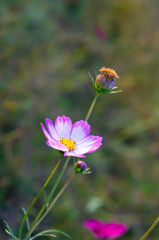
85,92,100,122
23,89,100,239
27,173,75,237
23,156,71,240
18,154,63,240
139,216,159,240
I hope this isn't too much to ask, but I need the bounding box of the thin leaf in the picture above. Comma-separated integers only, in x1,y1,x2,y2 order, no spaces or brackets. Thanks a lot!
30,229,71,240
0,217,6,231
88,72,94,84
5,229,18,240
31,233,56,239
42,189,49,208
22,207,30,231
41,233,56,237
4,221,18,240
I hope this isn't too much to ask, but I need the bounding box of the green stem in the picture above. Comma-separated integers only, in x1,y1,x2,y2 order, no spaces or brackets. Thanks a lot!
28,173,75,237
23,156,71,240
139,216,159,240
23,90,100,239
18,154,63,240
85,92,100,121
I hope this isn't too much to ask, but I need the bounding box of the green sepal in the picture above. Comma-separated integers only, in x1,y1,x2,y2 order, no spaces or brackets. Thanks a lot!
81,168,92,175
88,72,111,94
94,82,122,95
110,90,122,94
93,82,111,94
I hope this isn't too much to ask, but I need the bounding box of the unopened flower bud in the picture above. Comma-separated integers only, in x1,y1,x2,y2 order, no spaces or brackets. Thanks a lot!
74,161,88,174
93,67,119,94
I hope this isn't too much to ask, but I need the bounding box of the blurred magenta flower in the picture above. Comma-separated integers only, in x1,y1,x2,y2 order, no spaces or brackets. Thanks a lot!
94,23,107,42
41,115,102,158
84,219,128,239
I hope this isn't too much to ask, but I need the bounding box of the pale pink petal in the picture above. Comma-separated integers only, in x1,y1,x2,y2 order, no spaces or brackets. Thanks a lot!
78,135,103,146
55,116,72,139
45,118,60,141
73,135,102,155
73,143,101,155
64,151,86,158
40,123,54,141
70,120,90,142
46,141,52,147
46,140,69,152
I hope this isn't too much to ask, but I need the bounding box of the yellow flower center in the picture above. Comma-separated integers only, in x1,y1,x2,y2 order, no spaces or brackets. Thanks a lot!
60,137,76,151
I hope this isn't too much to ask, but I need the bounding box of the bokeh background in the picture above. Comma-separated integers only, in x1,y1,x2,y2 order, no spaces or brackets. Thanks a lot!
0,0,159,239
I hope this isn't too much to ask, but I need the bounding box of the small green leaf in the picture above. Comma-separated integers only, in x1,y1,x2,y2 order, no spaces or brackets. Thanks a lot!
110,90,122,94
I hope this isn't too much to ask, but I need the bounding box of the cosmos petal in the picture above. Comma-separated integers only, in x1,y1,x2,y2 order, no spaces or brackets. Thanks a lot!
45,118,60,141
40,123,54,141
47,140,69,152
71,120,90,142
73,135,102,155
55,115,72,139
64,151,86,158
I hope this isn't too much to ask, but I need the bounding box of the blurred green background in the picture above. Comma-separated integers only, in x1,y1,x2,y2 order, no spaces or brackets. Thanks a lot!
0,0,159,239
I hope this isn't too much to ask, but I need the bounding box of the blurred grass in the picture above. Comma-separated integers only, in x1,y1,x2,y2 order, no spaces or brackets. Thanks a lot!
0,0,159,239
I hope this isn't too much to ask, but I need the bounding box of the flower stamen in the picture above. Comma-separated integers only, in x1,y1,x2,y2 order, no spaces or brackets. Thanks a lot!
60,137,76,151
99,67,119,80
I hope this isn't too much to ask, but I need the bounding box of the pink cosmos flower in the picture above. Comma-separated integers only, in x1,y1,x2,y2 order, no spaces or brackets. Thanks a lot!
41,115,102,158
84,219,128,239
